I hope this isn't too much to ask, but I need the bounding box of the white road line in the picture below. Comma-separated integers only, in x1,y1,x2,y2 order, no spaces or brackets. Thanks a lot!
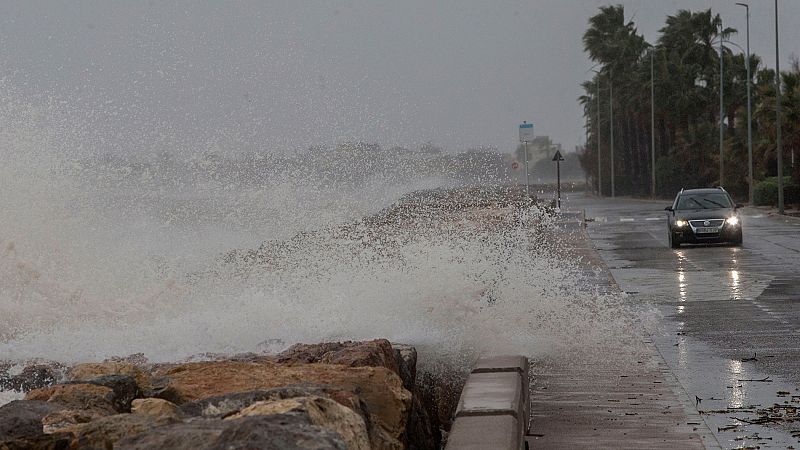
620,218,635,222
645,217,662,221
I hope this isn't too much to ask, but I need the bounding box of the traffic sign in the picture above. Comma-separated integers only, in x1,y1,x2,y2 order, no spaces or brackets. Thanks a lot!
519,122,534,142
553,150,565,208
511,161,520,170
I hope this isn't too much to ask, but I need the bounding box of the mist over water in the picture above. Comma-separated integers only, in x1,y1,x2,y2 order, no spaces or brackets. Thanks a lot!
0,76,638,387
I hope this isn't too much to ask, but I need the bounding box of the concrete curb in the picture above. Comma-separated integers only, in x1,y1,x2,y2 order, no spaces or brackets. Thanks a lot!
445,355,529,450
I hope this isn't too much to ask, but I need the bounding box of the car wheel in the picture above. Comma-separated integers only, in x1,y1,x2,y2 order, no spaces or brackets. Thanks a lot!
669,231,681,249
732,230,743,247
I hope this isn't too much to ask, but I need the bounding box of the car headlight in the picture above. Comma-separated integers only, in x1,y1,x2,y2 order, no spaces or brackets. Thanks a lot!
726,216,739,226
675,220,688,227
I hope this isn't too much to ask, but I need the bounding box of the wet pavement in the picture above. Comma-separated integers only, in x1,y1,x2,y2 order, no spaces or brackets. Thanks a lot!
566,193,800,449
527,208,712,449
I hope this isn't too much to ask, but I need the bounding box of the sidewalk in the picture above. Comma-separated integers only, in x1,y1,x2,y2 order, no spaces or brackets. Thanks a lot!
747,205,800,223
526,214,717,449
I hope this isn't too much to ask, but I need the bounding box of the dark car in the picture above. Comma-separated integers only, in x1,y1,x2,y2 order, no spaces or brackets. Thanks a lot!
665,187,742,248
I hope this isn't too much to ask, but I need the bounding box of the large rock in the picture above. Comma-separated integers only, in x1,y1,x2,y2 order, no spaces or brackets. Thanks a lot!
152,360,411,444
277,339,400,375
131,399,179,421
227,396,370,450
417,370,466,433
214,415,347,450
179,389,294,418
24,383,119,434
25,384,117,416
115,419,227,450
115,415,346,450
391,346,439,450
0,400,63,440
73,413,177,450
42,408,119,436
405,395,439,450
392,345,417,392
0,432,73,450
68,375,141,413
178,386,365,421
68,362,152,392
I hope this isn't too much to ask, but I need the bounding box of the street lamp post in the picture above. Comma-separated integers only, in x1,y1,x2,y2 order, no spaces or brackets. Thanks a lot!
736,2,754,205
596,75,602,196
775,0,784,214
719,21,725,187
650,50,656,198
609,68,615,198
711,34,746,191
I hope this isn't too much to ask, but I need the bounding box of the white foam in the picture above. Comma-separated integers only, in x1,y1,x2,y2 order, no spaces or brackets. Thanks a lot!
0,81,639,373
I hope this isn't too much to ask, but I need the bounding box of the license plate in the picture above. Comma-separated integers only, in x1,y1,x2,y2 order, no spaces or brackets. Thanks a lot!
696,227,718,233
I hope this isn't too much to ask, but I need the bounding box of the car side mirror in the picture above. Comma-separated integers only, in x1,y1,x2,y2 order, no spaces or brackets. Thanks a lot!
664,206,673,212
735,203,744,209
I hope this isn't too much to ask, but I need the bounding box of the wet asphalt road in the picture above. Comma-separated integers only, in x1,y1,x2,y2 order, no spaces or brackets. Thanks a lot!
566,192,800,448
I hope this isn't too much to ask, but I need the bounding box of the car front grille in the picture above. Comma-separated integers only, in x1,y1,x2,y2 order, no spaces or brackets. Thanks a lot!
689,219,724,228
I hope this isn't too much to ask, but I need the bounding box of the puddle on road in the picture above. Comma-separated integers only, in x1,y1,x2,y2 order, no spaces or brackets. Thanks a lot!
612,267,773,310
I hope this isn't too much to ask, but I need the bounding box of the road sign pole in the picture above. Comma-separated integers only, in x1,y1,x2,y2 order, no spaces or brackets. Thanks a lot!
519,122,534,199
556,159,561,209
524,141,530,197
552,150,565,209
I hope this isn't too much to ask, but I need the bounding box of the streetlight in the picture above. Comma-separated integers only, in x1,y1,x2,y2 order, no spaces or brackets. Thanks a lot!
736,3,754,205
775,0,784,215
597,74,602,196
609,67,615,198
710,34,746,189
589,68,602,196
719,21,725,187
650,49,656,198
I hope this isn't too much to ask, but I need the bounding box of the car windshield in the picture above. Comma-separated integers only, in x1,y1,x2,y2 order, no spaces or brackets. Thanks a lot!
676,193,733,210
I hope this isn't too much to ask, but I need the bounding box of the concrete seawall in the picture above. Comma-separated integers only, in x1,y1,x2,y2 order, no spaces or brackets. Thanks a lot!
445,355,530,450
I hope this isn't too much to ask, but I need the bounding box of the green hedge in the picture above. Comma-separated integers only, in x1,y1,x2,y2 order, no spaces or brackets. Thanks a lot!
753,176,800,206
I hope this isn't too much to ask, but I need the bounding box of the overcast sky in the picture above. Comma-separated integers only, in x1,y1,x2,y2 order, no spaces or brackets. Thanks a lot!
0,1,797,156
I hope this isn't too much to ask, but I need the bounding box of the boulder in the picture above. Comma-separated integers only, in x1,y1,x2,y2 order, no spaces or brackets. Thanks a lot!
115,415,347,450
0,432,73,450
227,396,370,450
41,409,98,435
73,413,177,450
25,384,117,416
213,415,347,450
392,344,417,391
178,386,364,421
417,370,465,432
131,398,179,420
145,376,184,404
152,360,411,444
390,346,439,450
0,400,63,440
68,362,152,392
178,389,288,418
405,395,439,450
115,419,227,450
68,375,141,412
277,339,400,375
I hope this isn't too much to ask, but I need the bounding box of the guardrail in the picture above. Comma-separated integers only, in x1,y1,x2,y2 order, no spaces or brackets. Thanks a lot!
445,355,530,450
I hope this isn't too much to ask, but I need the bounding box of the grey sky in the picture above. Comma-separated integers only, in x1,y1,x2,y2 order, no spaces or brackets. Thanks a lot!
0,1,797,156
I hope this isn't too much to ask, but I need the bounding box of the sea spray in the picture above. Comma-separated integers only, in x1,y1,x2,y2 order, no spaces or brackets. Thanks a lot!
0,83,643,404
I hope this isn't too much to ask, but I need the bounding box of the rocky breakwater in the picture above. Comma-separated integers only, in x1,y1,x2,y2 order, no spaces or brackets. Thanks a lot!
0,339,439,450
